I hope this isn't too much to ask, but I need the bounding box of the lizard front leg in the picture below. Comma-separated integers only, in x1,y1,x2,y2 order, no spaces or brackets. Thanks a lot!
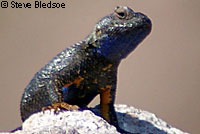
100,85,118,126
100,85,131,133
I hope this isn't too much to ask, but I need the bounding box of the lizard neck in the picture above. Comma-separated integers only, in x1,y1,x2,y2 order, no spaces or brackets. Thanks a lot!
84,31,145,63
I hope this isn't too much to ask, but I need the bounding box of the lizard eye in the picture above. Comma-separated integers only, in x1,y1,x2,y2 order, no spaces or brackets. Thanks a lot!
115,6,128,19
117,12,126,18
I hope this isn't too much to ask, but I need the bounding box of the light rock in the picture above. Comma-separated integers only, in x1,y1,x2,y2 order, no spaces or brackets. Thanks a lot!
1,104,189,134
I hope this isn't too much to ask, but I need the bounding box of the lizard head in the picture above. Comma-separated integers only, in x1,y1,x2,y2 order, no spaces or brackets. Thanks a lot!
87,6,152,62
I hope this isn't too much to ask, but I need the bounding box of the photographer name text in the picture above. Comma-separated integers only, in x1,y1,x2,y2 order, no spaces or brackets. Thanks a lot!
1,0,66,9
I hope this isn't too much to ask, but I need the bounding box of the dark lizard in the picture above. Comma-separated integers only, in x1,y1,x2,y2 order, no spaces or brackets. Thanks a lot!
20,6,152,133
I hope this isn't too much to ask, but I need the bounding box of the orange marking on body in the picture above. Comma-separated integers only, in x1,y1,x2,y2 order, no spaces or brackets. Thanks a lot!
63,76,84,88
102,64,113,71
63,82,73,87
74,76,84,87
100,85,112,91
100,85,112,122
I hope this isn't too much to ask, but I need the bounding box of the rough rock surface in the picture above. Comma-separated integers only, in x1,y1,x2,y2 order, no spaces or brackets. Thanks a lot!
1,104,189,134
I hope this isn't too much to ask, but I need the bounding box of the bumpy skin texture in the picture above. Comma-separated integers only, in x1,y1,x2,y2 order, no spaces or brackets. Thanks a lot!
20,6,152,133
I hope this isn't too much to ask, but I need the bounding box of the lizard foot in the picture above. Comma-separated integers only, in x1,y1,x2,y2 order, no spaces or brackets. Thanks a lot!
42,102,79,114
